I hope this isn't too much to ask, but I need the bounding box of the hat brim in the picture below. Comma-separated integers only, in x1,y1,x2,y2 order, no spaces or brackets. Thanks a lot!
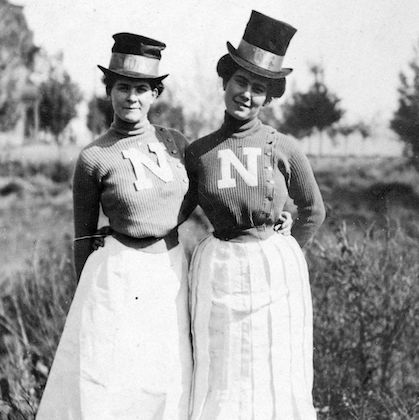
217,54,286,98
226,42,292,79
98,65,168,82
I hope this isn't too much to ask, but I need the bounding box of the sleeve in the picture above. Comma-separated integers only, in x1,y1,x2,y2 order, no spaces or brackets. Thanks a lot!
281,138,326,247
168,128,191,162
72,151,101,280
178,143,199,222
165,129,198,223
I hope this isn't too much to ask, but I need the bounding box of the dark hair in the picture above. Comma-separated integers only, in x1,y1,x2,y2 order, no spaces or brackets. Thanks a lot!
103,73,165,97
216,54,286,103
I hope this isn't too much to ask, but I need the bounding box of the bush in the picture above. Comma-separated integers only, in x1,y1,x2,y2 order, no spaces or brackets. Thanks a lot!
0,144,80,186
309,221,419,419
1,219,418,419
0,236,76,418
0,159,74,184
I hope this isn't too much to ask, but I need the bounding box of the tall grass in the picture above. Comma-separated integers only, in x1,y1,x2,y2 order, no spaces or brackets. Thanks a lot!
1,149,419,419
309,222,419,419
1,221,418,419
0,144,77,184
0,237,76,418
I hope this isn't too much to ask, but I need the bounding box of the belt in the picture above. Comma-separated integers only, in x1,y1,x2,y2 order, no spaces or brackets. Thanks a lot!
213,225,275,242
112,229,179,253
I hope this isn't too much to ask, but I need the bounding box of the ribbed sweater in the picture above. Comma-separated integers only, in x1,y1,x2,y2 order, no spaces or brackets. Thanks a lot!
73,117,190,278
185,113,326,247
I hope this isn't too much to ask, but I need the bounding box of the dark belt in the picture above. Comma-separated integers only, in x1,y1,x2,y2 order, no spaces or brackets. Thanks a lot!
112,229,179,253
213,225,275,242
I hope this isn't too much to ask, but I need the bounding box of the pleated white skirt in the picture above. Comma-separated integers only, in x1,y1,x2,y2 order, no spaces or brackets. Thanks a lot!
36,237,192,420
189,233,316,420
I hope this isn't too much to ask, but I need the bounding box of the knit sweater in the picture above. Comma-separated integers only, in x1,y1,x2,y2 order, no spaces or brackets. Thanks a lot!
185,113,326,247
73,117,190,278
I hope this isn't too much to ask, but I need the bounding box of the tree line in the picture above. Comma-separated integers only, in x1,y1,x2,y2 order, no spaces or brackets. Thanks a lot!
1,0,418,167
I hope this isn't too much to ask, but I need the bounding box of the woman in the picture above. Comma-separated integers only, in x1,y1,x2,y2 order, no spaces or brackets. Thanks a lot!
36,33,193,420
185,11,326,420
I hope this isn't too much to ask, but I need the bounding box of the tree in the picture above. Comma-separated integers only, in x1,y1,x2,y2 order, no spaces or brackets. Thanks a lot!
87,95,113,136
279,64,343,155
86,88,187,137
0,0,37,131
38,71,82,144
149,101,185,133
328,120,371,157
333,121,371,139
167,56,224,140
391,39,419,169
259,106,278,127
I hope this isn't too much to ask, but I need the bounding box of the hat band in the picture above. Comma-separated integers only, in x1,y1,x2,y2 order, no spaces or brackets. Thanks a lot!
109,52,160,76
237,39,284,72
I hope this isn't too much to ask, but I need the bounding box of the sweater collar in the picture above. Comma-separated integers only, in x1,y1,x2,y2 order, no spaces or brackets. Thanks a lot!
110,114,153,137
220,112,262,138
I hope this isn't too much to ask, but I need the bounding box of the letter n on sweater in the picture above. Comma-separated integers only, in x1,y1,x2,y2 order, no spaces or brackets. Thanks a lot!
122,143,174,190
217,148,261,189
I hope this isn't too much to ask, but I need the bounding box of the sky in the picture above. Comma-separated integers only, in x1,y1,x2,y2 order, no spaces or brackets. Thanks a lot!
14,0,419,124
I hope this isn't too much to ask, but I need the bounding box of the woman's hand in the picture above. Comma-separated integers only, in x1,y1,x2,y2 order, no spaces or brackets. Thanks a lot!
274,211,293,235
91,226,113,251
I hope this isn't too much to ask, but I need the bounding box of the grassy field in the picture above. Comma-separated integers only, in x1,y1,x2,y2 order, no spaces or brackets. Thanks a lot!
0,145,418,419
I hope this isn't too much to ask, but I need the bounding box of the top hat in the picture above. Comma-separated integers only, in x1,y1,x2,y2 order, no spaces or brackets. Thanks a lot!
226,10,296,79
98,32,169,81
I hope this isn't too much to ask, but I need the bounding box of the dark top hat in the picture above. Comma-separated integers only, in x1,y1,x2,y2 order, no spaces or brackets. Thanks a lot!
98,33,169,81
226,10,297,79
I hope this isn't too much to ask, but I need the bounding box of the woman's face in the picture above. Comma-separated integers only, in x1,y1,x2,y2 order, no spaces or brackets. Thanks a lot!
224,69,269,121
110,78,157,124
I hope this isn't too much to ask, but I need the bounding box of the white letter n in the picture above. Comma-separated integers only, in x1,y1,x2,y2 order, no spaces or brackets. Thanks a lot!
122,142,174,190
217,147,261,189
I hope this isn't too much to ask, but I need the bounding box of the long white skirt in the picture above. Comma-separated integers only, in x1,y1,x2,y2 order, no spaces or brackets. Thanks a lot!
36,237,192,420
189,233,316,420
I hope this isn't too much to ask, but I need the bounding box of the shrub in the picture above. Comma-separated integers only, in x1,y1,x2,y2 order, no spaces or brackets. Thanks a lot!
0,159,74,184
309,221,419,419
1,220,418,419
0,144,80,185
0,236,76,418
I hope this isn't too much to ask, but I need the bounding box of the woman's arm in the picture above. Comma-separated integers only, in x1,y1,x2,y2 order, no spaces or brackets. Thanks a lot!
283,140,326,247
165,129,198,223
72,153,101,280
179,143,199,222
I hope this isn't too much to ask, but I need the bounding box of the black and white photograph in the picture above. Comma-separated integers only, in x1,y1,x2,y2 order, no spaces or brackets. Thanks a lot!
1,0,418,418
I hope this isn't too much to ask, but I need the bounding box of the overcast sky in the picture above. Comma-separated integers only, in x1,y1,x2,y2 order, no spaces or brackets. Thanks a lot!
14,0,419,123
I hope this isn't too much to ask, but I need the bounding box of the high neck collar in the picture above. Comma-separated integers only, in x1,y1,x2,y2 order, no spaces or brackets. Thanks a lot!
220,112,262,138
110,114,152,136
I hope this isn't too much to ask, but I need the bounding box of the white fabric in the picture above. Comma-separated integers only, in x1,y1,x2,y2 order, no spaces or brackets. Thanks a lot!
37,237,192,420
189,233,316,420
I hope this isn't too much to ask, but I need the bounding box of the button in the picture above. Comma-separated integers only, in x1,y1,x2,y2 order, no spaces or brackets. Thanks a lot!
167,137,172,142
266,196,273,201
171,150,178,154
177,163,183,168
269,180,275,185
265,166,273,171
183,179,188,183
265,151,272,156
